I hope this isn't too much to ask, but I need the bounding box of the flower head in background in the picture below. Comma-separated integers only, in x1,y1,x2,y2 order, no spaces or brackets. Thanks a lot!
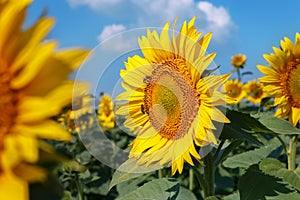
98,93,115,129
231,54,247,68
258,33,300,126
0,0,89,199
244,80,265,105
116,17,230,175
222,79,245,104
70,87,93,120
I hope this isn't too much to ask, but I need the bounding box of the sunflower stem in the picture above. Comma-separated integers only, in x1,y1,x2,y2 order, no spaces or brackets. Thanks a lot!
158,169,163,179
192,167,207,197
237,68,242,82
204,152,215,197
287,135,298,170
275,135,288,155
189,168,194,191
75,174,84,200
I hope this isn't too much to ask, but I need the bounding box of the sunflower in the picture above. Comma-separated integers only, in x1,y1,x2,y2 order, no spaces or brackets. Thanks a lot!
70,93,93,119
243,80,265,105
98,93,115,129
231,54,247,68
116,17,230,175
222,79,245,104
258,33,300,126
0,0,89,199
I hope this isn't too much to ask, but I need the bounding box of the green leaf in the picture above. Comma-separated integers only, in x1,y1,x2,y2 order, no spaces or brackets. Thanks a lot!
223,192,240,200
241,71,253,76
254,112,300,135
177,187,197,200
75,150,92,165
205,196,219,200
116,175,150,196
259,158,300,191
238,165,293,200
220,110,266,144
216,139,244,165
265,192,300,200
109,158,159,190
109,170,144,191
259,97,273,112
202,65,221,77
223,138,281,169
116,178,180,200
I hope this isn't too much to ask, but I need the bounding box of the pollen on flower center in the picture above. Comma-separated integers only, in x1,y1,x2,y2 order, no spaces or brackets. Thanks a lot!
143,62,199,140
281,61,300,107
249,85,263,98
0,66,18,150
230,88,239,97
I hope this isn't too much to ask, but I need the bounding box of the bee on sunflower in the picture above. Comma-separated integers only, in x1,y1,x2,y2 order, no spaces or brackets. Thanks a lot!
116,17,230,175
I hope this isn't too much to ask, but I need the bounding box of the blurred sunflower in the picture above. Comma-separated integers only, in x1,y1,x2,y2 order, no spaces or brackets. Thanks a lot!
0,0,89,199
222,79,245,104
231,54,247,68
98,93,115,129
116,17,230,175
70,93,93,120
258,33,300,126
243,80,265,105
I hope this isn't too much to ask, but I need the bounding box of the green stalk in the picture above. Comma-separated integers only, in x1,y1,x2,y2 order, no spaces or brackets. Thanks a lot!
192,167,207,197
158,169,163,179
237,68,241,82
288,135,298,170
75,174,84,200
204,152,215,197
189,168,194,191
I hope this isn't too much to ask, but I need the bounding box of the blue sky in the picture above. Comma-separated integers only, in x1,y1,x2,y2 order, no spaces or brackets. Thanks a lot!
27,0,300,96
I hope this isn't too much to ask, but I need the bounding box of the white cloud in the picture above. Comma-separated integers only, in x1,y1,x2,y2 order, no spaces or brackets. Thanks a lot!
97,24,140,52
198,1,230,27
197,1,234,41
65,0,236,50
97,24,126,42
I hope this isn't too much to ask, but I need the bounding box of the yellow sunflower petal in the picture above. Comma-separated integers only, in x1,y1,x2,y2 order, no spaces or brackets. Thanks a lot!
117,17,229,175
0,171,28,200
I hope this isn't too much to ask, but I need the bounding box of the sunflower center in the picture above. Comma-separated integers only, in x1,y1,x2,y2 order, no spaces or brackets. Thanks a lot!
249,85,263,99
228,86,240,98
103,102,112,117
143,61,199,140
0,62,18,150
282,61,300,107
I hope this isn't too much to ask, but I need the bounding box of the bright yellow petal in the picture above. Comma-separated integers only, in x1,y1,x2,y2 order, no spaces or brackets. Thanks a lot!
0,171,28,200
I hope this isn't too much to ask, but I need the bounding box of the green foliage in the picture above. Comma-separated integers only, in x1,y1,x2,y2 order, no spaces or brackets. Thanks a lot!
33,102,300,199
223,138,281,169
116,178,179,200
220,109,267,144
223,192,240,200
109,170,145,190
254,112,300,135
238,165,293,200
260,158,300,191
265,192,300,200
177,186,198,200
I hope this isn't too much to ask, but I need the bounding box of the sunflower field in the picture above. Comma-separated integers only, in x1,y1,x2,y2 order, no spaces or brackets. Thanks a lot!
0,1,299,200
